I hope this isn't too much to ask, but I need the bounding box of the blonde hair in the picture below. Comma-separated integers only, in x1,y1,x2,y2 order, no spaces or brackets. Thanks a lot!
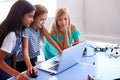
51,8,72,41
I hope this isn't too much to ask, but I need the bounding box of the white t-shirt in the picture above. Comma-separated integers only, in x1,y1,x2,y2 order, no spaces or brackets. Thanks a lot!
0,32,16,54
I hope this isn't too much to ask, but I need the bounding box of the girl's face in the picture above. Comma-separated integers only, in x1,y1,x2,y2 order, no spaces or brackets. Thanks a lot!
57,14,69,30
22,10,35,27
34,13,47,28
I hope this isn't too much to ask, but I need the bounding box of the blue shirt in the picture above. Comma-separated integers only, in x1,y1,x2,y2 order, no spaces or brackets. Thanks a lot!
16,27,41,61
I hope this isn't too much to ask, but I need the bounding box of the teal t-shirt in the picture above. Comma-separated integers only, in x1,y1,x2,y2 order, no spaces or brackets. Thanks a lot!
42,26,81,60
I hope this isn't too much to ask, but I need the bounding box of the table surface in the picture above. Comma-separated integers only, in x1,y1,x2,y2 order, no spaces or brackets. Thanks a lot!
8,41,120,80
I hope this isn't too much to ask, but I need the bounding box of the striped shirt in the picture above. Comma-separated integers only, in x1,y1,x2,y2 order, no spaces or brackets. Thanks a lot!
16,27,40,61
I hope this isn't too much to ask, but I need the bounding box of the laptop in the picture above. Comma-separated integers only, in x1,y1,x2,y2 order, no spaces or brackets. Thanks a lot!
37,41,86,74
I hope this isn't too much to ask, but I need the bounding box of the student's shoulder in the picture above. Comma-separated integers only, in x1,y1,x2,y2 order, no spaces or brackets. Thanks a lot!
24,27,31,31
5,32,16,42
23,27,32,33
7,32,16,38
71,23,78,31
50,29,56,35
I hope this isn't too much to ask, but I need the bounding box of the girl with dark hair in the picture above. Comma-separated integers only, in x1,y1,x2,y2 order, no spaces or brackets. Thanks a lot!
0,0,36,80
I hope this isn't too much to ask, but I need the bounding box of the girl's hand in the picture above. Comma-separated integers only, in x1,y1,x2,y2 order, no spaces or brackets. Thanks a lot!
27,66,37,75
16,74,29,80
60,26,68,34
58,50,62,54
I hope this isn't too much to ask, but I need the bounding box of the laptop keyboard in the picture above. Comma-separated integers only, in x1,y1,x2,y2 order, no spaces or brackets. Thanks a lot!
49,63,59,71
52,61,59,64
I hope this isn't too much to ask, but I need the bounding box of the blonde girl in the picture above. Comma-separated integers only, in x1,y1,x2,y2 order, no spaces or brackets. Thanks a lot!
42,8,81,60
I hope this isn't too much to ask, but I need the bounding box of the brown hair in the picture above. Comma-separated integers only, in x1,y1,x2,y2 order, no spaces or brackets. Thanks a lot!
32,4,48,42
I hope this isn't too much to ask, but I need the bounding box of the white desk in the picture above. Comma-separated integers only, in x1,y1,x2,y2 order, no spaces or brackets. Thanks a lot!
8,41,120,80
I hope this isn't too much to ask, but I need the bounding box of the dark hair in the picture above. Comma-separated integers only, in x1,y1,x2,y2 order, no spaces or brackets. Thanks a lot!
0,0,36,47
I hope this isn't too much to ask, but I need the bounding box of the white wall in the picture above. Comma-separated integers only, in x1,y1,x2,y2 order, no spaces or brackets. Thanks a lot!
57,0,120,44
0,1,16,23
83,0,120,44
57,0,85,34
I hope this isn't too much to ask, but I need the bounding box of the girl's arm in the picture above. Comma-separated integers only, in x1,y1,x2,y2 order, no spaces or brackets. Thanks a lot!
63,30,70,49
0,50,29,79
59,26,70,50
43,28,62,54
22,38,37,74
11,53,16,69
0,50,20,76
